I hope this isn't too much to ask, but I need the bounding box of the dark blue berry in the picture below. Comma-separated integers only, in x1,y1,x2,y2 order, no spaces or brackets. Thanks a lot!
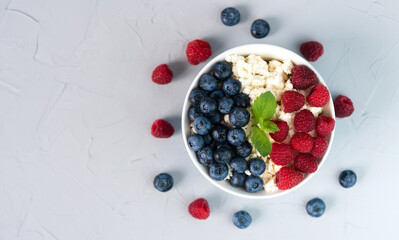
211,124,229,142
193,116,212,135
203,134,213,145
227,128,246,146
187,134,204,151
153,173,173,192
214,146,234,164
221,7,240,26
230,172,246,187
251,19,270,39
236,141,252,158
234,93,250,108
188,106,204,122
249,158,266,176
244,176,264,193
218,97,235,114
199,97,217,114
206,112,223,125
210,89,225,100
209,162,229,181
216,141,234,151
339,170,357,188
306,198,326,218
197,146,214,166
229,157,247,173
229,107,250,127
213,61,232,80
222,78,241,96
232,211,252,229
199,74,218,92
189,88,207,106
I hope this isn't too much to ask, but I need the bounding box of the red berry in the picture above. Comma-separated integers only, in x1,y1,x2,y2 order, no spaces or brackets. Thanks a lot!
294,109,316,132
188,198,210,220
294,153,318,173
281,90,305,113
334,95,354,118
270,143,297,166
300,41,324,62
186,40,212,65
307,84,330,107
315,116,335,138
290,132,313,153
151,64,173,85
151,119,174,138
291,65,318,90
275,166,303,190
311,137,328,159
270,121,289,142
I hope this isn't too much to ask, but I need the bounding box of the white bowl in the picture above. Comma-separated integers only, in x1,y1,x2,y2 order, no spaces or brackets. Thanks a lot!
181,44,335,199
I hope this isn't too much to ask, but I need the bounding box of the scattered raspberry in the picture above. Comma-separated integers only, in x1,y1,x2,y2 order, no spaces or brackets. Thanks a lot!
290,132,313,153
307,84,330,107
186,40,212,65
294,153,318,173
275,166,304,190
270,143,297,166
188,198,210,220
311,137,328,159
281,90,305,113
315,116,335,138
270,121,289,142
300,41,324,62
294,109,316,132
291,65,318,90
151,64,173,85
334,95,354,118
151,119,174,138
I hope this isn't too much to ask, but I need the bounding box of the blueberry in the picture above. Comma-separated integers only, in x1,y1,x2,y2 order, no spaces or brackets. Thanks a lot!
221,7,240,26
222,78,241,96
229,107,250,127
218,97,235,114
209,162,229,181
189,88,208,106
306,198,326,218
216,141,234,151
229,157,247,173
203,134,213,145
199,97,217,114
245,176,264,193
250,19,270,39
153,173,173,192
214,146,234,164
249,158,266,176
199,74,218,92
213,61,232,80
187,134,204,151
230,172,246,187
193,116,212,135
339,170,357,188
234,93,250,108
206,112,223,125
197,146,214,166
210,89,225,100
236,141,252,158
227,128,246,146
211,124,229,142
188,107,204,122
232,211,252,229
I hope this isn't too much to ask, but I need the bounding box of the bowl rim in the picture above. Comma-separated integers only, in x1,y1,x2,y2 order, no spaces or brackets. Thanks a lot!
181,43,335,199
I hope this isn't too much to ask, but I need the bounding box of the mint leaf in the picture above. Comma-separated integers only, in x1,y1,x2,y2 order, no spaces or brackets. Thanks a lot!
251,125,272,157
259,120,280,133
252,91,277,124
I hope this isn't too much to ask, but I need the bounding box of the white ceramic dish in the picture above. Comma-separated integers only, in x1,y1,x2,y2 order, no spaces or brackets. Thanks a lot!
181,44,335,199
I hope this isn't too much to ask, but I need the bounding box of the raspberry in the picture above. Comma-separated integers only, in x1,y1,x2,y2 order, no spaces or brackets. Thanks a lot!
290,132,313,153
186,40,212,65
291,65,318,90
294,109,316,132
270,143,297,166
307,84,330,107
281,90,305,113
334,95,354,118
300,41,324,62
315,116,335,138
311,137,328,159
270,121,289,142
151,64,173,85
188,198,210,220
294,153,318,173
151,119,174,138
275,166,303,190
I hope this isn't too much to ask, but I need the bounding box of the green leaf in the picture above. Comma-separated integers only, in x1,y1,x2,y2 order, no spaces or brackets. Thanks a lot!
251,125,272,157
252,91,277,124
259,120,280,133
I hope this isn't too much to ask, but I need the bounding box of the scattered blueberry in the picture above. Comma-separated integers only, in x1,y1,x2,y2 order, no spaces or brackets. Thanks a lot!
229,157,247,173
245,176,264,193
197,146,214,166
234,93,250,108
210,89,225,100
206,112,223,125
229,107,250,127
203,134,213,145
216,141,234,151
218,97,235,114
199,97,217,114
236,141,252,158
222,78,241,96
232,211,252,229
249,158,266,176
209,162,229,181
339,170,357,188
227,128,246,146
188,106,204,122
221,7,240,26
189,88,208,106
153,173,173,192
199,74,218,92
193,116,212,135
250,19,270,39
212,124,229,142
230,172,246,187
306,198,326,218
187,134,204,151
214,146,234,164
213,61,232,80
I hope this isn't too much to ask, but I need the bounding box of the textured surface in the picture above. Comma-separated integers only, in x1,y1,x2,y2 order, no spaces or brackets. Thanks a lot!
0,0,398,239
